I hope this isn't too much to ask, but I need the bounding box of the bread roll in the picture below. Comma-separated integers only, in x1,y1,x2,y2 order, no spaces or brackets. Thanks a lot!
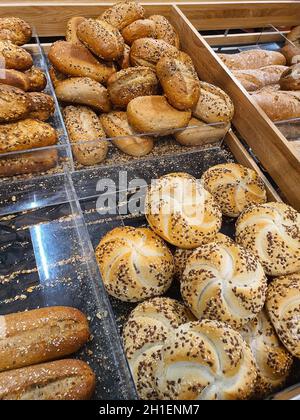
118,44,131,69
266,273,300,358
63,105,108,166
25,66,47,92
232,65,289,92
240,310,293,398
0,119,58,153
0,68,30,90
193,81,234,123
0,149,58,177
122,19,156,45
279,64,300,90
49,66,66,88
130,38,179,69
98,0,145,30
0,17,32,46
100,111,154,157
236,202,300,276
149,15,180,49
77,19,124,61
48,41,115,84
0,307,90,372
252,90,300,121
0,41,33,71
218,49,286,70
287,26,300,47
156,56,200,110
95,226,174,302
280,44,300,66
155,320,257,400
127,96,191,134
0,84,31,122
66,16,86,46
201,163,267,217
0,360,96,400
55,77,111,112
27,92,55,121
174,119,230,147
145,172,222,249
107,67,158,108
123,297,193,399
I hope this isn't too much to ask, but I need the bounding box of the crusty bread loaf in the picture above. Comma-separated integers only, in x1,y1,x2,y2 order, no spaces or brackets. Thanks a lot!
240,310,293,398
232,65,289,92
66,16,86,46
0,84,32,122
174,118,230,146
0,40,33,71
0,149,58,177
63,105,108,166
281,43,300,66
25,66,47,92
193,81,234,123
107,66,158,108
145,172,222,249
100,111,154,157
149,15,180,48
98,0,145,30
55,77,111,112
48,41,115,84
77,19,124,61
252,90,300,121
123,297,193,399
156,56,200,110
127,96,191,134
236,202,300,276
27,92,55,121
130,37,179,69
201,163,267,217
266,273,300,358
0,307,90,372
218,49,286,70
0,119,58,153
0,359,96,400
95,226,174,302
279,64,300,90
0,68,30,90
0,17,32,46
118,44,131,69
155,320,257,400
122,19,156,45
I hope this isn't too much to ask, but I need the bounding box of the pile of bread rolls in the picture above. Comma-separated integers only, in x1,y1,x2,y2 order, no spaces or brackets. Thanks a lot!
48,0,234,167
95,164,300,400
0,18,60,177
0,306,96,400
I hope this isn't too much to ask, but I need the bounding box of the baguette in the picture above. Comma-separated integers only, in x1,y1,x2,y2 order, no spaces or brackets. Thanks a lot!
66,16,86,46
0,360,96,400
279,64,300,90
0,68,30,90
232,65,289,92
25,66,47,92
0,84,32,122
0,17,32,46
0,307,90,372
98,0,145,30
174,118,230,146
27,92,55,121
149,15,180,48
0,119,58,153
218,49,286,70
252,90,300,121
63,105,108,165
122,19,156,45
0,149,58,177
0,40,33,70
130,38,179,69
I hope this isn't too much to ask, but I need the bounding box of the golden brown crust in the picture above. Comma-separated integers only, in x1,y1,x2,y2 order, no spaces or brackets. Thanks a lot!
25,66,47,92
218,49,286,70
0,17,32,46
174,118,230,146
279,63,300,90
0,359,96,400
0,68,30,91
122,19,156,45
98,0,145,30
280,44,300,66
0,84,31,122
130,37,179,69
0,149,58,177
27,92,55,121
65,16,87,46
252,90,300,121
287,25,300,47
0,40,33,71
149,15,180,48
49,65,67,88
233,65,289,92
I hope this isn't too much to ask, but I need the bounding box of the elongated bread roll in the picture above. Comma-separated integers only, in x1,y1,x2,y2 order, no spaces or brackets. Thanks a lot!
0,149,58,177
25,66,47,92
66,16,86,46
122,19,156,45
98,0,145,30
28,92,55,121
149,15,180,48
0,68,30,90
0,17,32,46
130,38,179,69
100,111,154,157
0,307,90,372
0,360,96,400
279,64,300,90
252,90,300,121
0,40,33,70
233,65,289,92
0,84,32,122
218,49,286,70
63,105,108,166
48,41,115,84
0,119,58,153
174,118,230,146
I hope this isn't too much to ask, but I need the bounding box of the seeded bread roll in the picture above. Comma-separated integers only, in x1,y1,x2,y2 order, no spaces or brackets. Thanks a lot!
218,49,286,70
100,111,154,157
240,310,293,398
0,84,32,122
266,273,300,358
77,19,124,61
127,96,191,134
107,67,158,108
193,81,234,123
156,56,200,111
155,320,257,400
48,41,115,84
174,119,230,147
123,297,193,399
0,68,30,91
66,16,86,46
55,77,111,112
63,105,108,166
0,307,90,372
27,92,55,121
236,202,300,276
201,163,267,217
98,0,145,30
130,38,179,69
145,172,222,249
95,226,174,302
279,64,300,90
149,15,180,48
25,66,47,92
118,44,131,69
0,41,33,71
232,65,289,92
0,360,96,400
0,17,32,46
122,19,156,45
0,149,58,177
